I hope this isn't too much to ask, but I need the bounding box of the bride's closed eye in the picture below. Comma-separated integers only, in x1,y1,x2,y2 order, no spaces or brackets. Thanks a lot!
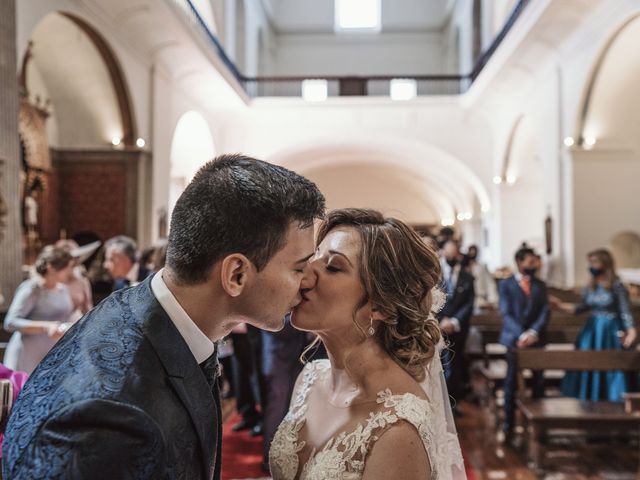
326,264,341,273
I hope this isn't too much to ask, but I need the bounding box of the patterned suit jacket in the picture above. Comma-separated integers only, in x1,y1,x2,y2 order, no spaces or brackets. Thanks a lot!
2,275,221,480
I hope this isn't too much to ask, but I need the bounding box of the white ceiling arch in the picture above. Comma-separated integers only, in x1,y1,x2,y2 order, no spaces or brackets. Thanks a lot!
577,12,640,149
267,135,491,223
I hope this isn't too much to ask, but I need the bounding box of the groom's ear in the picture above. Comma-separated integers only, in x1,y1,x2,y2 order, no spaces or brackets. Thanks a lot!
220,253,253,297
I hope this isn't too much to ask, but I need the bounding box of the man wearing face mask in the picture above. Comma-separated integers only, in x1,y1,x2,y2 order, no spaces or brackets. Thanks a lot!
498,246,550,442
438,240,475,413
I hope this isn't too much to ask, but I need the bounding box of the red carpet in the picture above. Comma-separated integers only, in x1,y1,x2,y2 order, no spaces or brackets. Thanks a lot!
463,450,477,480
221,413,267,480
221,413,477,479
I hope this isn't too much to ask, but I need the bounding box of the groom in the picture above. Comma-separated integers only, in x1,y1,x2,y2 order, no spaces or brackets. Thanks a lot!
3,154,325,480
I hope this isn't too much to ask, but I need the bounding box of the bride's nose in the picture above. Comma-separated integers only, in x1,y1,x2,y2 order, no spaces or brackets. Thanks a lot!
299,260,318,290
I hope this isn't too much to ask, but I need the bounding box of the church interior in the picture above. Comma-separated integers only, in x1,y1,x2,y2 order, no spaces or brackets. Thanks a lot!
1,0,640,478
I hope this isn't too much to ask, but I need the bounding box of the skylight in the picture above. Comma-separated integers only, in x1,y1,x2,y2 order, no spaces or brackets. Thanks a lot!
334,0,381,32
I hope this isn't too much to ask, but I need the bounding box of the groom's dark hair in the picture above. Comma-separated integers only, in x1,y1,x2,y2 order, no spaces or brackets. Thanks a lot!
166,153,325,284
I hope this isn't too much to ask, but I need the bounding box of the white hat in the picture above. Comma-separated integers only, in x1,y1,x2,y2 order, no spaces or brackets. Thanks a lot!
70,240,102,264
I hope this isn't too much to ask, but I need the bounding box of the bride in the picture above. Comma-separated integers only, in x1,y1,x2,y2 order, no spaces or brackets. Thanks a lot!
269,208,466,480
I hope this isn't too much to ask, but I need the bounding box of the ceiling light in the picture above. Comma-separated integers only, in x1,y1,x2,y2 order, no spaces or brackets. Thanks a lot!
111,136,121,146
136,138,146,148
506,175,516,185
302,79,328,102
335,0,381,32
390,79,417,101
563,137,574,147
492,176,502,185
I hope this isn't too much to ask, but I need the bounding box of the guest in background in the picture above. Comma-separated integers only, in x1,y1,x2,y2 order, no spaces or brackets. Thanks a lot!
103,235,139,290
151,238,168,272
438,240,475,411
230,324,266,436
464,244,498,312
554,248,637,401
54,239,100,320
498,246,550,440
3,246,74,374
260,314,307,471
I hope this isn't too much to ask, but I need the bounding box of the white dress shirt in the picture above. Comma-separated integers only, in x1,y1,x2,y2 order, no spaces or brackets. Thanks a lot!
151,268,215,363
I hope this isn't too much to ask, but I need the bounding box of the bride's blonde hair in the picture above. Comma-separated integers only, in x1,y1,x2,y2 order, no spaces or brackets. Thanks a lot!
309,208,443,382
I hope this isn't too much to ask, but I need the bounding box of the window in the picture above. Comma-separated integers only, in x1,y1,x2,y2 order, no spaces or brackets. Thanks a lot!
334,0,381,32
390,79,417,100
302,79,328,101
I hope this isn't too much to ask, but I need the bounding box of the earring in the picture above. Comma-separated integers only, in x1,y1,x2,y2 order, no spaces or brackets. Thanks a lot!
368,317,375,336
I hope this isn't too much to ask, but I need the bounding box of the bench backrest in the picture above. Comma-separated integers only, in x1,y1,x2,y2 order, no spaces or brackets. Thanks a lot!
517,349,640,372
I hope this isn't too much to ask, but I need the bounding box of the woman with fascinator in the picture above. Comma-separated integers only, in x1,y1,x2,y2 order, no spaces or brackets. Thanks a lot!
269,208,466,480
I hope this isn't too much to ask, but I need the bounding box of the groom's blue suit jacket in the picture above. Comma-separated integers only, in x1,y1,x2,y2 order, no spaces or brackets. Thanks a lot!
2,275,221,480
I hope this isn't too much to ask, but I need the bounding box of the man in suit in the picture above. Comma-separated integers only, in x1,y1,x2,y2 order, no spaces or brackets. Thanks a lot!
498,246,550,439
103,235,139,291
2,154,326,480
438,240,475,410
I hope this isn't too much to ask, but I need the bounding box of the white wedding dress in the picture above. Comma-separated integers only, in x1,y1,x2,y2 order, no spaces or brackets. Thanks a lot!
269,357,466,480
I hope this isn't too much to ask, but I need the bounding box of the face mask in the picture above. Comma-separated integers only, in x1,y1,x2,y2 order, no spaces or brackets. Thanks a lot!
446,258,458,267
589,267,604,277
523,268,537,277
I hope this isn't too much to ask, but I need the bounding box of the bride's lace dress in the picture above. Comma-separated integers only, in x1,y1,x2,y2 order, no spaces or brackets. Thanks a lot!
269,360,465,480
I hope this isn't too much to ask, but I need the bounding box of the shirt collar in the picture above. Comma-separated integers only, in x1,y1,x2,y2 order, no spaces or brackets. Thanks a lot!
151,268,214,364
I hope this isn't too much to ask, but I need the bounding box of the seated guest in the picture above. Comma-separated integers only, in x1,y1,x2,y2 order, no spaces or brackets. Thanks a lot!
3,246,74,374
498,246,550,439
554,248,637,401
437,240,475,411
103,235,139,290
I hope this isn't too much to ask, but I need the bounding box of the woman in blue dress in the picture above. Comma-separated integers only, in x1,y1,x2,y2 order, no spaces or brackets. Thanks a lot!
555,248,636,401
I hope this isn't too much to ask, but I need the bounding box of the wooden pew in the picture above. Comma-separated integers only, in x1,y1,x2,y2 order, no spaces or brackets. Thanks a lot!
515,349,640,471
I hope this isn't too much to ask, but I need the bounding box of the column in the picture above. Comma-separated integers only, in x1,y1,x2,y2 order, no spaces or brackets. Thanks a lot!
0,0,25,307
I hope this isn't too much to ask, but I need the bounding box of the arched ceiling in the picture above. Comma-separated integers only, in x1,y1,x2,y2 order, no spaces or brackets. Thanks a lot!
170,110,216,181
305,163,445,225
582,14,640,149
268,137,491,225
28,13,123,148
503,116,542,188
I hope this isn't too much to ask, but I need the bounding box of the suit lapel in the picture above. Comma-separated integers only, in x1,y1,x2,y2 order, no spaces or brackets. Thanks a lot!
510,276,527,314
141,286,217,480
168,374,217,480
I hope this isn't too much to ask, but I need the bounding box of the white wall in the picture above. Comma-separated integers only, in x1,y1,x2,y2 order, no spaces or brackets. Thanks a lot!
272,32,446,76
572,150,640,286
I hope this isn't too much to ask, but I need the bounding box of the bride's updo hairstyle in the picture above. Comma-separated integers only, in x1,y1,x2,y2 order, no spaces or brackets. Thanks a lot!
316,208,443,381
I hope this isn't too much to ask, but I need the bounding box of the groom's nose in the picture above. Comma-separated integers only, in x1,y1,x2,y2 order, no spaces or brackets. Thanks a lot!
299,262,317,290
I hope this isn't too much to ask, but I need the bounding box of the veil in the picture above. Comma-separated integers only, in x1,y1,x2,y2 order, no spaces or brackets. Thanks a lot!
419,339,467,480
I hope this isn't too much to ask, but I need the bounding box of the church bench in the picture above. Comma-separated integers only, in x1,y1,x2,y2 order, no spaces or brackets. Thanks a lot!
515,349,640,471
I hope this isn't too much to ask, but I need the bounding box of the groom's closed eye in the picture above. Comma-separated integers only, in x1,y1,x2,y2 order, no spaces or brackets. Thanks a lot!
293,253,314,272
